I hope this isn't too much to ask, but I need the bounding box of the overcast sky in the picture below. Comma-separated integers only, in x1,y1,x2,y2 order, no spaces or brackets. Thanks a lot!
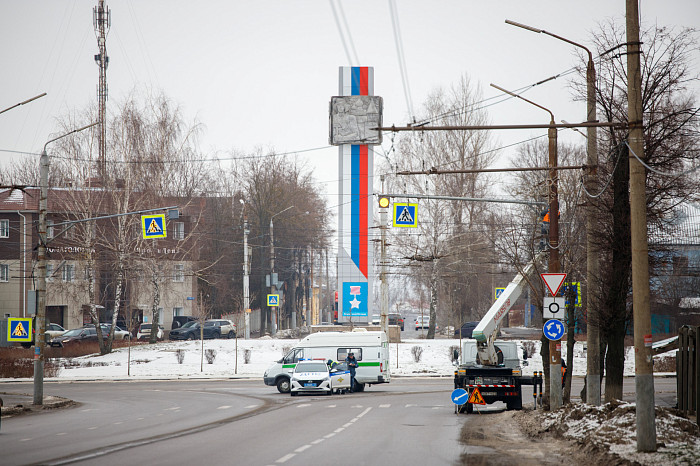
1,1,699,204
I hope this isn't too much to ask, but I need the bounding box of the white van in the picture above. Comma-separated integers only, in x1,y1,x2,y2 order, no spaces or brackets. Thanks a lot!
264,329,390,393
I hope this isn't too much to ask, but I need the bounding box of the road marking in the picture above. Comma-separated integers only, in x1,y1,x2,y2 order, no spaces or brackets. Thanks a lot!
88,426,98,430
113,421,123,425
295,445,311,453
326,404,336,408
56,432,67,436
217,405,232,410
357,407,372,418
136,417,145,420
276,453,295,463
334,428,344,433
165,406,180,411
297,404,311,408
19,438,31,442
405,404,416,408
351,405,364,408
324,433,336,438
245,405,259,409
311,439,324,445
343,422,353,428
379,404,391,408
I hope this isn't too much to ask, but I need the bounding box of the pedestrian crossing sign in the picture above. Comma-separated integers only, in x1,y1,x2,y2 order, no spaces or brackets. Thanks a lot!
142,214,167,239
392,203,417,228
467,387,486,405
267,294,279,307
7,317,33,343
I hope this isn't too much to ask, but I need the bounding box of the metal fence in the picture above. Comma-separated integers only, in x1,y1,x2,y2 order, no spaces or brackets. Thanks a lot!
677,325,698,421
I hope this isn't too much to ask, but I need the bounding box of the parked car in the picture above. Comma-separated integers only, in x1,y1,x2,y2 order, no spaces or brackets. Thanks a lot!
205,319,237,338
415,315,430,330
168,321,216,340
49,327,100,347
388,313,404,331
370,314,380,325
171,315,197,330
83,323,131,340
290,360,333,396
137,323,164,341
45,323,67,340
455,321,479,338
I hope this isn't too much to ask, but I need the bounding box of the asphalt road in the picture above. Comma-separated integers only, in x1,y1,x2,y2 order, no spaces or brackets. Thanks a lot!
0,377,678,465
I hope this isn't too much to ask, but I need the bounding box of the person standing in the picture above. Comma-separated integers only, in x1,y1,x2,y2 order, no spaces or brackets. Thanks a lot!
345,352,358,392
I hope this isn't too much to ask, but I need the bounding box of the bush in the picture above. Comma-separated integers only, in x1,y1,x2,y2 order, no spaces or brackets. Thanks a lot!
411,346,423,363
205,349,217,364
175,349,185,364
522,341,537,359
448,345,460,363
0,348,61,378
244,348,251,364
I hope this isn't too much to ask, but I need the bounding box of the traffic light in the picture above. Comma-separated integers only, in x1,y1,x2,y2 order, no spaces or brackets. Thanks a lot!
378,195,390,209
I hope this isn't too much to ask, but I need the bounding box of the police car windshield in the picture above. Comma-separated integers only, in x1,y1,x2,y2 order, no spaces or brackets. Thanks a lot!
295,362,328,372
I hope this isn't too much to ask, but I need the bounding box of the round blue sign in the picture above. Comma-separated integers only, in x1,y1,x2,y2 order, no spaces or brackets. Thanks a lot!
451,388,469,405
544,319,565,341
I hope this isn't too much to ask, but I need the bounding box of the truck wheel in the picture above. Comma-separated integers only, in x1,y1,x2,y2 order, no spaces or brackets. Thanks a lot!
354,382,365,392
277,378,291,393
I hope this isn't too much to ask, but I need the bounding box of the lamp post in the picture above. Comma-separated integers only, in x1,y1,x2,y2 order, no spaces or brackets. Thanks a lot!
269,205,294,335
35,122,97,405
239,199,250,339
0,93,46,116
506,19,601,406
491,84,562,410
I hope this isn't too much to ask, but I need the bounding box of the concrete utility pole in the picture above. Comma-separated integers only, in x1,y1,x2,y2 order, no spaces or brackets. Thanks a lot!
35,123,97,405
93,0,110,177
491,83,562,410
505,18,601,407
241,201,250,339
380,176,389,334
626,0,657,452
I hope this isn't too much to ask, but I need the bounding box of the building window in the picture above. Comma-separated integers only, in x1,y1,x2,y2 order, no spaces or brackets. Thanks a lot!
62,264,75,282
46,264,54,282
173,307,184,317
174,222,185,240
0,219,9,238
0,264,8,282
47,220,54,239
173,264,184,282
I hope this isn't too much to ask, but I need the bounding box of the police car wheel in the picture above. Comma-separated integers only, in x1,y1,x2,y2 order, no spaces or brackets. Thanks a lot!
277,378,291,393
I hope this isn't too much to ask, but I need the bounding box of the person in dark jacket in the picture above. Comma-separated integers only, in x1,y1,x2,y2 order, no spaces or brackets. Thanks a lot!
345,352,358,392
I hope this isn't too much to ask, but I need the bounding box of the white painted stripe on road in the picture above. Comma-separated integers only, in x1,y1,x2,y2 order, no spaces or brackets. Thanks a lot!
405,404,416,408
295,445,311,453
136,417,145,420
245,405,259,409
357,407,372,418
276,453,295,463
165,406,180,410
324,433,336,439
217,405,232,410
334,428,344,433
351,405,364,408
56,432,66,436
327,404,336,408
379,404,390,408
311,439,324,445
343,422,353,428
113,421,123,425
88,426,98,430
19,438,31,442
297,404,311,408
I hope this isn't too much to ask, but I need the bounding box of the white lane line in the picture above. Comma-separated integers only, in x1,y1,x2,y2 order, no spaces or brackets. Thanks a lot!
343,422,353,428
217,405,232,410
295,445,312,453
56,432,67,436
88,426,98,430
276,453,295,463
311,439,324,445
326,404,336,408
297,404,311,408
351,405,364,408
113,421,123,425
136,417,145,420
165,406,180,411
405,404,417,408
324,433,336,439
19,438,31,442
379,404,391,408
245,405,259,409
357,407,372,418
334,428,344,433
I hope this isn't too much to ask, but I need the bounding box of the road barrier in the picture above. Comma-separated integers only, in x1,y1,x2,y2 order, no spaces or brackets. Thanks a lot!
677,325,698,423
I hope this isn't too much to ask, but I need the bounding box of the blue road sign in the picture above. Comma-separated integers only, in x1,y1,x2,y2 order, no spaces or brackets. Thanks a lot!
544,319,565,341
393,203,417,228
267,294,279,306
451,388,469,405
8,318,33,342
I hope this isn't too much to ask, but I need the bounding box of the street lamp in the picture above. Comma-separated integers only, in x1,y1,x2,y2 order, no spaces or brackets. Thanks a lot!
490,83,562,410
34,122,98,405
269,205,294,335
506,18,601,406
0,93,47,116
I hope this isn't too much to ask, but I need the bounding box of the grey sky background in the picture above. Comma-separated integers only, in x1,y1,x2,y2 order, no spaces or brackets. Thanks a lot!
1,1,698,204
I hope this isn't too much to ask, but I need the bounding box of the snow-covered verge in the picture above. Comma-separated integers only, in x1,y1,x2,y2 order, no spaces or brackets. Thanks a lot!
516,400,700,465
2,337,655,381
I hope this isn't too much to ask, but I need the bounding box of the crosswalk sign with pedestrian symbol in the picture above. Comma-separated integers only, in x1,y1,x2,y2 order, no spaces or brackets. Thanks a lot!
392,203,417,228
7,318,33,343
267,294,279,307
142,214,167,239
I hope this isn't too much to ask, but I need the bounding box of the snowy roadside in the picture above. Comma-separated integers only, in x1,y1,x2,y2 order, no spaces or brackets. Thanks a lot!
0,337,655,382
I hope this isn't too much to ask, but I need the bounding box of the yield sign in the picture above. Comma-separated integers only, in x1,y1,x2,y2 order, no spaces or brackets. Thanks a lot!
541,273,567,296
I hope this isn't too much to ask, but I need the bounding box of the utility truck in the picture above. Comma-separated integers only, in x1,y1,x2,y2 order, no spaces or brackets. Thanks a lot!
454,258,543,413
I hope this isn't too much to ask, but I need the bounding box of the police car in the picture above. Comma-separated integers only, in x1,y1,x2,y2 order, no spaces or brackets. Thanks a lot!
290,360,352,396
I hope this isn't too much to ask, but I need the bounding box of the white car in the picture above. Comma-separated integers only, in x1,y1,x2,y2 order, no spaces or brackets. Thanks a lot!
415,316,430,330
290,361,333,396
137,323,164,341
45,323,67,340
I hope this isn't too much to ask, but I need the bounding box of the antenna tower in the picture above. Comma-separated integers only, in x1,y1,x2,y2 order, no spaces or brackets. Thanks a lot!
94,0,111,177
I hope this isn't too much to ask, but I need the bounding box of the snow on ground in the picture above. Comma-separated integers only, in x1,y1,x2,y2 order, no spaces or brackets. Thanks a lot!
29,337,643,381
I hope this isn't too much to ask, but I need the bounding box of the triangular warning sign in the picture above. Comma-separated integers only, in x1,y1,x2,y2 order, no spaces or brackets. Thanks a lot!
467,387,486,405
397,207,414,223
541,273,567,296
12,322,28,337
147,219,162,234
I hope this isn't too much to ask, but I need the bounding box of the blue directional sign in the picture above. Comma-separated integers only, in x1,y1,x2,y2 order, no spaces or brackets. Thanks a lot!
543,319,565,341
451,388,469,405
